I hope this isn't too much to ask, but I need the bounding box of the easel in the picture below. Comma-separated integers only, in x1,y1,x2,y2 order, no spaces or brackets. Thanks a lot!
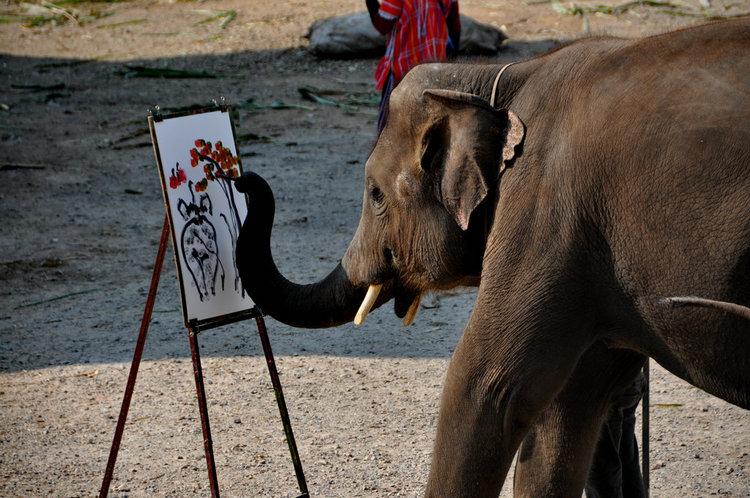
99,215,309,498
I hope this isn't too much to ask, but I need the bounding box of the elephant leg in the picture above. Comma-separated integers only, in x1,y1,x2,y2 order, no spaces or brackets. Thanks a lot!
186,254,205,301
215,254,226,293
424,288,598,498
513,345,646,498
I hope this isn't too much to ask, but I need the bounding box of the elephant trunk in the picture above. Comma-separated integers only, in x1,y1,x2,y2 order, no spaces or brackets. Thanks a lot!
235,172,367,328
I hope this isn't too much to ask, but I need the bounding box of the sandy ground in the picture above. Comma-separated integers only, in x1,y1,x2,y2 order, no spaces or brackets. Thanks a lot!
1,0,749,496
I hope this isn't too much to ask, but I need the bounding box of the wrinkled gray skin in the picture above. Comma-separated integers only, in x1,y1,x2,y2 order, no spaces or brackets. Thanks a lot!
237,19,750,497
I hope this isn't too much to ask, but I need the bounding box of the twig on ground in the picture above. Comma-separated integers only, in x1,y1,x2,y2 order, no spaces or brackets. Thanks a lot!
35,59,91,69
551,0,748,19
298,86,379,112
236,132,272,143
113,128,149,145
96,18,146,29
194,9,236,29
237,98,313,112
11,83,66,92
15,1,111,27
16,288,101,309
112,141,151,150
117,65,218,79
1,163,48,171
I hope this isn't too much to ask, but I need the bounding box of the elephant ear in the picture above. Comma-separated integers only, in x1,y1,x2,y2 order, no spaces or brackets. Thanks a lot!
177,198,190,221
199,193,213,215
422,89,525,231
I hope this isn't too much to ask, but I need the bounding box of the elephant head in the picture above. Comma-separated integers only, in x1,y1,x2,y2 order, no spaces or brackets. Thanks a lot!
235,67,525,328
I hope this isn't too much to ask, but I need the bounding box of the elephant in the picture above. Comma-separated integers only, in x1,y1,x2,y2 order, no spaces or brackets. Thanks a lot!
178,181,225,302
235,18,750,497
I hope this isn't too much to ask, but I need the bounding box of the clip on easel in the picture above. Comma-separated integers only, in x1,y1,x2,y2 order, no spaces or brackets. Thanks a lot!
99,104,308,497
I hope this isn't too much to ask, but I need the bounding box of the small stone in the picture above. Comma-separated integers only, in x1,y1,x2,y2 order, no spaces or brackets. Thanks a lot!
234,417,241,424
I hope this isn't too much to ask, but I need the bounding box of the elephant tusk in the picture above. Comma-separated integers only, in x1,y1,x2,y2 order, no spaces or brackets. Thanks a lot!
403,294,421,326
354,284,382,326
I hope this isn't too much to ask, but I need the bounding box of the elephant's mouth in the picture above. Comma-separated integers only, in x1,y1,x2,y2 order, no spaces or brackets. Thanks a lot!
354,280,421,327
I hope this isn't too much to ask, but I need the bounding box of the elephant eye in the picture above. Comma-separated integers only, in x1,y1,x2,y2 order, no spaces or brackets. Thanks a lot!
370,185,384,203
369,184,385,207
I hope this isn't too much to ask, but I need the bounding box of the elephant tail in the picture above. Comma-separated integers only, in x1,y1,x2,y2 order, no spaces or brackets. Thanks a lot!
659,296,750,320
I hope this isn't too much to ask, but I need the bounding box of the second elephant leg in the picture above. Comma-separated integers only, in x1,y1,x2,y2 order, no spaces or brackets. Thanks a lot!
513,345,646,498
424,294,598,497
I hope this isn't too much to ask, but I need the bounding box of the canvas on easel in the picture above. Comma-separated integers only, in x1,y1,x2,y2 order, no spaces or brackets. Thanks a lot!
151,108,254,326
100,105,308,498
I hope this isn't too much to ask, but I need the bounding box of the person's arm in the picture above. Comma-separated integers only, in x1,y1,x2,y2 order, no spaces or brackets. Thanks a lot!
366,0,398,35
446,1,461,55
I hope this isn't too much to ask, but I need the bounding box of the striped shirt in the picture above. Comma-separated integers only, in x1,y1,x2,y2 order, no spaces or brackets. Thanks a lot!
374,0,457,91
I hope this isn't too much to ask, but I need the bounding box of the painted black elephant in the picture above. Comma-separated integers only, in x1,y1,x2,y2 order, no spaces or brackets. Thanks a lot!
178,181,225,302
236,18,749,497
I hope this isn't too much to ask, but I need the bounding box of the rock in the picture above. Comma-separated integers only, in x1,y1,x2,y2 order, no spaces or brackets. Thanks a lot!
307,12,506,59
459,15,508,54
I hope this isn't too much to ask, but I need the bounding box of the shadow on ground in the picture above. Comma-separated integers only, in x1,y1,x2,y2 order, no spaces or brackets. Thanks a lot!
0,39,558,372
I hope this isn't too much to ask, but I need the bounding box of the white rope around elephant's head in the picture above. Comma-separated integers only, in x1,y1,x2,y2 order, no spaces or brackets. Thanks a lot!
490,62,517,109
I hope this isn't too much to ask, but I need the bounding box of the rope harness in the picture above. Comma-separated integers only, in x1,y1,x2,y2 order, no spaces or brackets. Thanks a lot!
490,62,517,109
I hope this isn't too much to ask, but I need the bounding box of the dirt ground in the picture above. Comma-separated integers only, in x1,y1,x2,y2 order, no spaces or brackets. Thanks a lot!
1,0,749,496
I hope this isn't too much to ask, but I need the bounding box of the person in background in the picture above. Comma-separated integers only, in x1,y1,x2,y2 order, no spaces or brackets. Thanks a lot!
587,373,647,498
366,0,460,132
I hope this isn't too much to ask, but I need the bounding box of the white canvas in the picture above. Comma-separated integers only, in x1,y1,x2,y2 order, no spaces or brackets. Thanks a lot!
152,110,254,324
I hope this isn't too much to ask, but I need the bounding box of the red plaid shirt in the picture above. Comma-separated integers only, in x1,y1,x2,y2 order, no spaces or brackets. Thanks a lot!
374,0,457,91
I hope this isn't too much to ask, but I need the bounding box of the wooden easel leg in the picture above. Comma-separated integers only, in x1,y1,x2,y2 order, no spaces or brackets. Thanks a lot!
99,215,170,498
188,326,221,498
254,314,309,497
642,359,650,497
